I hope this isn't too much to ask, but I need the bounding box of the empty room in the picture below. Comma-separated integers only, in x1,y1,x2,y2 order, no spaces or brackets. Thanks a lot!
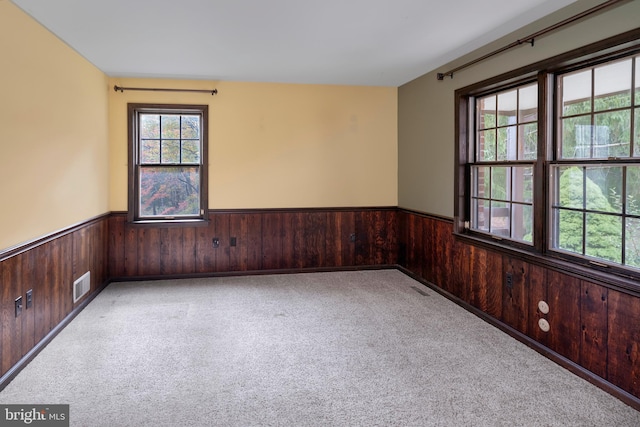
1,0,640,425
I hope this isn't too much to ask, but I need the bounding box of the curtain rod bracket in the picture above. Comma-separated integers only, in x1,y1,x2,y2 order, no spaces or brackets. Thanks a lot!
435,0,624,81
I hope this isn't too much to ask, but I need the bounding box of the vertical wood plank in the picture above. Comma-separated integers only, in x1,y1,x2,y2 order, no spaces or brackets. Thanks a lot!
422,217,435,284
262,212,283,270
580,280,608,378
502,256,528,334
229,214,248,271
20,250,35,355
1,256,22,375
527,264,548,345
182,227,197,274
385,210,398,265
108,215,126,278
123,224,138,277
214,213,231,273
608,290,640,397
246,213,262,271
304,212,326,268
138,227,161,276
547,270,581,363
450,240,470,300
161,228,184,275
407,213,423,277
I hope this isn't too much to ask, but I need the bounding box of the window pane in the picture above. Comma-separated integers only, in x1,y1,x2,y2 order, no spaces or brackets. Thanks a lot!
490,201,510,237
626,217,640,268
491,167,510,201
520,123,537,160
593,110,631,158
161,140,180,163
518,84,537,123
141,140,160,164
556,209,583,254
140,115,159,138
181,115,200,139
562,69,591,116
477,129,496,161
512,203,533,243
558,166,583,209
181,140,200,163
636,57,640,105
635,108,640,157
497,90,517,126
161,115,180,139
594,59,632,111
561,115,591,159
473,199,490,232
512,167,533,203
139,166,200,217
585,166,623,213
585,213,621,263
627,166,640,216
497,126,517,161
473,166,490,198
477,95,496,129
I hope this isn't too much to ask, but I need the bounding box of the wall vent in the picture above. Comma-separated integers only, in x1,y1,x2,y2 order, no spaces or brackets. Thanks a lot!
73,271,91,303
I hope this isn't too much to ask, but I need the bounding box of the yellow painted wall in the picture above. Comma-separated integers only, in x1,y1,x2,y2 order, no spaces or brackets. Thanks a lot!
109,78,397,210
0,1,110,251
398,0,640,217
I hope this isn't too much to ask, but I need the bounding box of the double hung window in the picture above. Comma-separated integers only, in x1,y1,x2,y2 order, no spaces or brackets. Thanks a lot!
456,32,640,280
128,104,208,223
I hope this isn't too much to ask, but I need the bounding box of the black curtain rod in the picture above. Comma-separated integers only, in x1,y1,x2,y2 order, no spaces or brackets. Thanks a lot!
436,0,627,81
113,85,218,95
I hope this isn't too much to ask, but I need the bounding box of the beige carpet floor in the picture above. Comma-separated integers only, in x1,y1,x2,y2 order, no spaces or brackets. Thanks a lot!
1,270,639,426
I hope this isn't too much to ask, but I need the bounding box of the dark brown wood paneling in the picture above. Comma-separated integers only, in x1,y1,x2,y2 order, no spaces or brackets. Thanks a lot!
406,213,423,277
213,213,231,273
195,219,214,274
450,240,469,300
138,227,161,276
502,257,529,334
469,247,502,317
385,210,398,265
229,214,248,271
304,212,326,268
608,289,640,397
580,280,608,379
527,264,548,345
160,228,184,275
325,211,355,267
432,221,453,288
262,213,283,270
246,214,262,271
547,270,581,364
422,217,435,284
182,227,197,274
1,256,22,374
124,224,138,277
108,215,126,278
20,250,36,355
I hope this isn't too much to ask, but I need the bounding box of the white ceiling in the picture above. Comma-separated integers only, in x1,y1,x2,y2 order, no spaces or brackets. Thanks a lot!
12,0,577,86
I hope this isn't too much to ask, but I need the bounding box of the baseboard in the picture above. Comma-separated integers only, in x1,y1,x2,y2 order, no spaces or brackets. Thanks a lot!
108,264,399,283
395,266,640,412
0,280,111,392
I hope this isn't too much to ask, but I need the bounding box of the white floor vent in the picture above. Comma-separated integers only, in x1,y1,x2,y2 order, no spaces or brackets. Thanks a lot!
73,271,91,303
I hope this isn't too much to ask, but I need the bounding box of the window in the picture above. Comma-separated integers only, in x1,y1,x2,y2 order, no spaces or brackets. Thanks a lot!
550,57,640,269
455,31,640,280
470,83,537,244
128,104,208,223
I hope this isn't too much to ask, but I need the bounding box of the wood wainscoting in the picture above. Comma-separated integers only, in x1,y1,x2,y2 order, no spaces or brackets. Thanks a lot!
397,208,640,409
108,208,398,279
0,214,109,385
